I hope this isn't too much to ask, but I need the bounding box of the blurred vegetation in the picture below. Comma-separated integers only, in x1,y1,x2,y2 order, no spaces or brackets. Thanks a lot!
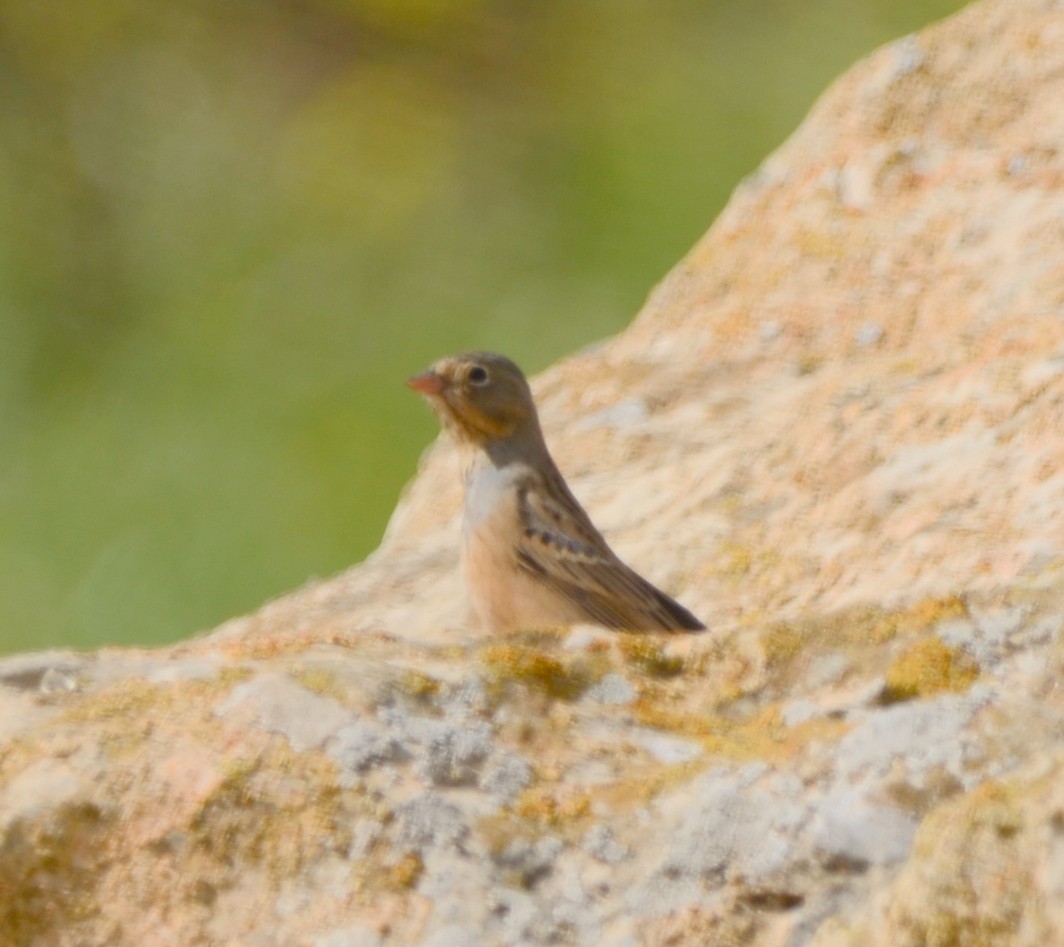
0,0,964,653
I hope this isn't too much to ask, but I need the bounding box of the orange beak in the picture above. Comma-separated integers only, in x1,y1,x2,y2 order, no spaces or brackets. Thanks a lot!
406,370,446,396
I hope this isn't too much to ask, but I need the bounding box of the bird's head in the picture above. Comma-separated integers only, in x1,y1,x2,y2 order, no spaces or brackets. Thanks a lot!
407,351,540,446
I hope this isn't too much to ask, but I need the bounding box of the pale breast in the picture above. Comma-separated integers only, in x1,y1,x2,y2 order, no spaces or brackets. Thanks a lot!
460,460,582,633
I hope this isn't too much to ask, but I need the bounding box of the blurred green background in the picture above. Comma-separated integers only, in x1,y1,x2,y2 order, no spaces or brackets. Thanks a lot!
0,0,964,654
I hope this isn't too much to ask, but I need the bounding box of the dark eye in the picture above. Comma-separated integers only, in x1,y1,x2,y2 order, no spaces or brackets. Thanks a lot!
468,365,489,386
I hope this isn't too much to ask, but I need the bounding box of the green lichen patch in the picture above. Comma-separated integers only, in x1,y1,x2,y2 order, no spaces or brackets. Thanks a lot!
478,643,601,701
880,638,979,704
759,594,970,690
0,663,432,944
618,637,685,678
393,668,443,703
510,784,593,831
889,781,1032,946
594,759,710,814
0,800,115,947
186,741,349,882
633,701,846,765
60,677,175,725
478,784,598,876
679,634,763,706
760,622,806,669
717,541,755,579
177,738,426,906
291,666,352,704
54,674,244,763
387,852,424,890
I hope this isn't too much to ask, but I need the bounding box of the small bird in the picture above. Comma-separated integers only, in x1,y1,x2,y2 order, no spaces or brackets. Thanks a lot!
407,351,705,634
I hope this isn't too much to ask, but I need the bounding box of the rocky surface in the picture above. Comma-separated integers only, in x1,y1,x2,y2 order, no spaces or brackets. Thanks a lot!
4,0,1064,944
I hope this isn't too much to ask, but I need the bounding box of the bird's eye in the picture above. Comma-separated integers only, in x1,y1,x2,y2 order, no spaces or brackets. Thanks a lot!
468,365,489,386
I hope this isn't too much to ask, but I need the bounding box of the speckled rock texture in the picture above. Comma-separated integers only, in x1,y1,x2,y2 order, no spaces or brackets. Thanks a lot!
3,0,1064,944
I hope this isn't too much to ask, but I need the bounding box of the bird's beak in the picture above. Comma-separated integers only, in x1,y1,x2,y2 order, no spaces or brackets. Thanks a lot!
406,370,446,396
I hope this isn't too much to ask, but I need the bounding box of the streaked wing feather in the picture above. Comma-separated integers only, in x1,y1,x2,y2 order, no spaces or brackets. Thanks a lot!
514,470,705,632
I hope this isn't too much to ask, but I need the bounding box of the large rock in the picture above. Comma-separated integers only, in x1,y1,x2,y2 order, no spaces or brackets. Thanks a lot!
3,0,1064,944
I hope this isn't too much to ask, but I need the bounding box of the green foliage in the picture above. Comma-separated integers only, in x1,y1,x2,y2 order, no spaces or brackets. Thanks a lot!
0,0,965,652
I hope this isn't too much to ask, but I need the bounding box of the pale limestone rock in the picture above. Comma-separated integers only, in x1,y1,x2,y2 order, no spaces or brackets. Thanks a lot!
3,1,1064,945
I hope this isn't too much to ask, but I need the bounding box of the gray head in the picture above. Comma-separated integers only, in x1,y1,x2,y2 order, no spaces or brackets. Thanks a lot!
407,351,542,446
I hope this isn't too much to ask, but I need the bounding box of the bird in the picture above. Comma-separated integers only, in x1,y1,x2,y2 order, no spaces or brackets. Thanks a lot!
407,351,705,634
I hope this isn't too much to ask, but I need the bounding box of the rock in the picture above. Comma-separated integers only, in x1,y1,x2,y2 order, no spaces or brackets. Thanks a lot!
478,751,533,802
581,824,631,865
629,727,703,765
0,649,87,690
214,671,354,752
809,753,1064,947
583,672,638,705
809,786,919,869
394,794,468,850
4,0,1064,944
327,720,406,777
315,926,384,947
832,690,989,790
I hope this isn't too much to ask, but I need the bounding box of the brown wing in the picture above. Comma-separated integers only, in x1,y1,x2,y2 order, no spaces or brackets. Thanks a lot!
513,468,705,632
